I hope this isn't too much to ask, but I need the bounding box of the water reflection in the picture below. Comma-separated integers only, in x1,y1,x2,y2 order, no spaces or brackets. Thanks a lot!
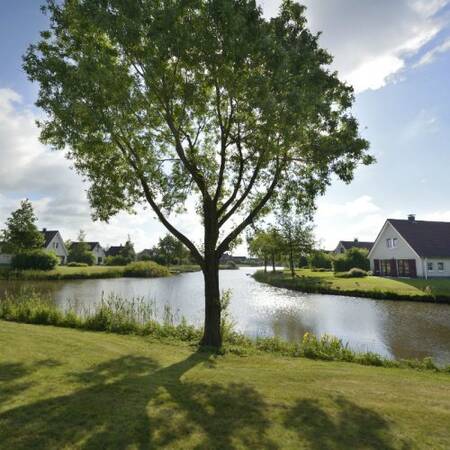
1,268,449,364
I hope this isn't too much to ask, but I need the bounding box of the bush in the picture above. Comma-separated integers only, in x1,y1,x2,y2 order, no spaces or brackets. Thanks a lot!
333,248,370,272
11,250,59,271
309,251,332,270
105,255,131,266
123,261,170,278
67,262,88,267
336,268,368,278
68,251,95,266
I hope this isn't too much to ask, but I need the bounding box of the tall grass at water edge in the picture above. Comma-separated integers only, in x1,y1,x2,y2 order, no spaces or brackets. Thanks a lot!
0,289,449,373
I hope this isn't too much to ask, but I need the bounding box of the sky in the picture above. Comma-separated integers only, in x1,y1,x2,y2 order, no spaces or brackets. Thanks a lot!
1,1,450,253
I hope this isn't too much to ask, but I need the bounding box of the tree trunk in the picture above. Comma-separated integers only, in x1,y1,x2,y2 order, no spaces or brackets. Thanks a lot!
272,253,275,272
201,254,222,348
264,255,267,273
289,242,295,278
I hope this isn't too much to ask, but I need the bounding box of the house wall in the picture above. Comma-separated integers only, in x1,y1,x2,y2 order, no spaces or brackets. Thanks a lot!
369,222,423,277
0,253,12,265
423,258,450,278
334,243,346,254
92,245,106,265
46,233,68,264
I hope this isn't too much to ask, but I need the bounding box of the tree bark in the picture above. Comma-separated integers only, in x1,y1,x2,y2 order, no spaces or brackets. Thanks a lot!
201,254,222,348
289,242,295,279
272,253,276,272
264,255,267,273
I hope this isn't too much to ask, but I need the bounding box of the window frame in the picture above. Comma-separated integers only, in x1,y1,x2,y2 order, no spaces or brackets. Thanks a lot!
427,262,434,272
438,262,444,272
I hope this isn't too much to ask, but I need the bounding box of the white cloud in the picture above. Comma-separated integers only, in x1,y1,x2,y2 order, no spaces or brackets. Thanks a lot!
416,38,450,66
258,0,449,93
314,195,384,249
0,88,200,252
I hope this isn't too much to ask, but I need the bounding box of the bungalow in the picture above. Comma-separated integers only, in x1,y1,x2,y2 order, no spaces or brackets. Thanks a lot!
0,228,68,265
334,239,373,254
70,241,106,265
368,215,450,279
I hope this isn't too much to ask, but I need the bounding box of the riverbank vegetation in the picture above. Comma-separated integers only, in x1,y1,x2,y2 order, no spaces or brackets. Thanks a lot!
1,292,448,373
1,321,449,449
254,269,450,303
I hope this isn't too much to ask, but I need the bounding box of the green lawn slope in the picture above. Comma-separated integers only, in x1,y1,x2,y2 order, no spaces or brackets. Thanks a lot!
1,321,449,449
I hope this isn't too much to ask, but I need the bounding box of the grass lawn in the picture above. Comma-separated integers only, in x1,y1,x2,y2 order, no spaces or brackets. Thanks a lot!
0,321,449,449
255,269,450,301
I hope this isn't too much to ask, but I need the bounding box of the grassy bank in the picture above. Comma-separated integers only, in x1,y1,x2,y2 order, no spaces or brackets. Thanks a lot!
0,263,242,281
0,264,190,281
0,321,449,449
254,269,450,303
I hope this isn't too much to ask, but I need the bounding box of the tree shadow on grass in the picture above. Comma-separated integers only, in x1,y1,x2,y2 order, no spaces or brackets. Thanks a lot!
0,352,278,449
284,397,412,450
0,359,61,408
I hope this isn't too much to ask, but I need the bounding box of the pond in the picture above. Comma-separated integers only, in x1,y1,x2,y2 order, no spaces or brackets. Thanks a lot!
1,267,450,365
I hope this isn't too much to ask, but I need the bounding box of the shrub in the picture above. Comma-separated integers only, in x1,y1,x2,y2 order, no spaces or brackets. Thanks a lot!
336,268,368,278
11,250,59,271
308,251,332,270
123,261,170,278
105,255,130,266
67,262,88,267
333,248,370,273
223,261,238,269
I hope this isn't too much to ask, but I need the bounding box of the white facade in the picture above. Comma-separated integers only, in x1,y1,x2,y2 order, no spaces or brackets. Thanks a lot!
0,253,12,265
369,220,450,278
46,232,68,264
91,243,106,265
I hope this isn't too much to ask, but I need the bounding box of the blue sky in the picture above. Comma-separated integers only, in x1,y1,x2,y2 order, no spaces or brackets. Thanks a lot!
1,1,450,252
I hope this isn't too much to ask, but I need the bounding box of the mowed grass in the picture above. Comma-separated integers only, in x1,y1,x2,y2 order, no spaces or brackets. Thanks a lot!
1,321,449,449
296,269,429,295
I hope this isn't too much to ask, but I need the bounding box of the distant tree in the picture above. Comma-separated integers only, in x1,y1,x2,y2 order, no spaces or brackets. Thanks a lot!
333,247,370,272
68,230,95,265
25,0,371,347
248,228,282,272
278,214,315,278
309,251,333,270
157,234,190,266
120,236,136,263
1,200,44,254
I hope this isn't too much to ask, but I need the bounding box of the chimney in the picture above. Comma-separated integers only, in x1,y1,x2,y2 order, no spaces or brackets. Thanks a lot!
42,228,47,233
408,214,416,223
354,238,359,243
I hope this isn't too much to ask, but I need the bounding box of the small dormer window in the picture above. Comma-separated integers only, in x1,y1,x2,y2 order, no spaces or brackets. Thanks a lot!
386,238,392,248
392,238,398,248
54,242,58,249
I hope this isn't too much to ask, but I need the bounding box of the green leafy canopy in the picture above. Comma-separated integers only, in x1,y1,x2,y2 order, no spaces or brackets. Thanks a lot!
24,0,372,265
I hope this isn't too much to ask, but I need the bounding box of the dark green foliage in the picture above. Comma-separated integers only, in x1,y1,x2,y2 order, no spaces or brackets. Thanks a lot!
1,200,44,254
309,251,333,269
298,255,309,268
147,234,190,266
123,261,170,278
67,262,88,267
68,231,95,266
333,248,370,272
105,255,130,266
11,250,59,271
336,268,368,278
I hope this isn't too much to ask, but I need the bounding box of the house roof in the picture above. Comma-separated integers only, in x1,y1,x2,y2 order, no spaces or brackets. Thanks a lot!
71,241,101,251
338,240,373,251
41,230,59,248
389,219,450,258
106,246,123,257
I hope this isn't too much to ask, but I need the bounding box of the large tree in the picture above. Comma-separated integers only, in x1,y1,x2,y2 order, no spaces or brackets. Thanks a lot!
1,200,44,254
24,0,371,347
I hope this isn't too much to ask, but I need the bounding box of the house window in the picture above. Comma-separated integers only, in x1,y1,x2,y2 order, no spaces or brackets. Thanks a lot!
54,242,59,249
438,262,444,272
380,260,391,275
427,262,434,271
392,238,398,248
386,239,392,248
398,260,410,276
